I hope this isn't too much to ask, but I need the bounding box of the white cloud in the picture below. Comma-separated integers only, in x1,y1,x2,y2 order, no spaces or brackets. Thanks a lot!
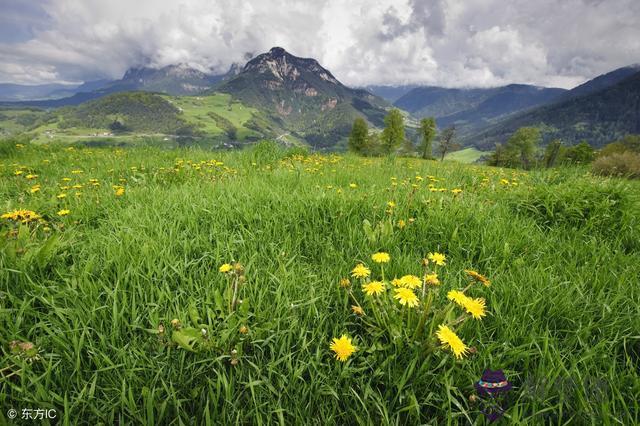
0,0,638,88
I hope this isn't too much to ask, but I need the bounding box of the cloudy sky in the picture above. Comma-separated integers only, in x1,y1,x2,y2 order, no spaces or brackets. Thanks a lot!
1,0,639,88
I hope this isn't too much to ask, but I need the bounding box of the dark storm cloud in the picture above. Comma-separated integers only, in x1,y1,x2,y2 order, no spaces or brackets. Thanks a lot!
0,0,638,88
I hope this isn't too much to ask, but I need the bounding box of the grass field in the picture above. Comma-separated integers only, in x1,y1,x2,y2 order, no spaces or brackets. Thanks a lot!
445,147,487,164
1,140,639,424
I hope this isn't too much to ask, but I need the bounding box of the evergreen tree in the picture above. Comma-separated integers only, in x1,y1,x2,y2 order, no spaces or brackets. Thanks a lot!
348,118,369,154
380,109,405,155
419,117,436,159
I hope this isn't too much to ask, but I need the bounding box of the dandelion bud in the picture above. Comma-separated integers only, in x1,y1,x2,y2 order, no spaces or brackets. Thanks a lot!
201,328,208,337
339,278,351,288
468,346,478,354
469,394,478,403
231,349,238,356
170,319,181,329
238,275,246,284
239,325,249,334
234,262,244,274
158,323,165,335
422,258,430,267
230,358,239,366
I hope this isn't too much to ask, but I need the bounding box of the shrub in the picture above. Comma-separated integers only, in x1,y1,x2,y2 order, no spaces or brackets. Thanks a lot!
591,152,640,179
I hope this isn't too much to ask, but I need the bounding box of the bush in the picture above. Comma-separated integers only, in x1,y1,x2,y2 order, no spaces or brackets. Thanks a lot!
591,152,640,179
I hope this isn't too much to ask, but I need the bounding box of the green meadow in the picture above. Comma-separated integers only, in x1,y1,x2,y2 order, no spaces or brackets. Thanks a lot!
1,140,639,424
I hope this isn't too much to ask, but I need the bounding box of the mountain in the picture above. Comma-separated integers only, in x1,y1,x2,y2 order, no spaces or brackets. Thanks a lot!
365,85,420,102
5,64,237,107
218,47,389,147
561,64,640,100
468,69,640,149
394,84,566,135
0,82,79,101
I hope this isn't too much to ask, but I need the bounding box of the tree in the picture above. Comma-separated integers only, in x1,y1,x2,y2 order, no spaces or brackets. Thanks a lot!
544,139,564,168
348,117,369,154
505,127,540,169
563,141,595,164
418,117,437,159
380,109,405,155
437,126,459,161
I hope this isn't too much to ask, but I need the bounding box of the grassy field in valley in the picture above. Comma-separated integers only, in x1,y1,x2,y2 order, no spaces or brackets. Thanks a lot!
444,147,486,164
1,140,639,424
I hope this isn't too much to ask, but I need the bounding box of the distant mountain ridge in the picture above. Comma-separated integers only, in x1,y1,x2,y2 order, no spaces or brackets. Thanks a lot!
393,84,567,136
467,68,640,149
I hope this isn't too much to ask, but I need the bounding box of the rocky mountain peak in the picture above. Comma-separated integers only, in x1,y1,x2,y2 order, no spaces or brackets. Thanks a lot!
242,47,340,85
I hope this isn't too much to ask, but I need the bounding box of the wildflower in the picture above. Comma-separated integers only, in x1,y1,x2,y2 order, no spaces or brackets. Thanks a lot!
14,170,23,176
393,288,419,307
391,278,403,287
424,273,440,285
1,209,41,223
387,201,396,208
462,297,487,320
219,263,233,273
436,324,468,359
25,174,38,180
399,274,421,289
61,177,71,182
371,252,391,263
57,209,70,216
362,281,385,296
239,325,249,334
339,278,351,288
351,263,371,279
30,185,41,194
351,305,364,316
447,290,469,306
451,188,462,195
170,319,181,329
397,219,406,229
427,252,446,266
57,193,67,199
349,183,357,188
113,185,125,196
329,334,357,362
465,270,491,287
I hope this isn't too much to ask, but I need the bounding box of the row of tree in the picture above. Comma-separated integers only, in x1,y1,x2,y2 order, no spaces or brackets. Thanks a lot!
348,109,458,159
487,127,640,169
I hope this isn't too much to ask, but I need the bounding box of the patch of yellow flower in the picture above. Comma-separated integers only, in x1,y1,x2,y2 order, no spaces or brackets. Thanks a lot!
371,252,390,263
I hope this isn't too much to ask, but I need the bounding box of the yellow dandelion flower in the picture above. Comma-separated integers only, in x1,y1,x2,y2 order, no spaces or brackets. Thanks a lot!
351,305,364,316
57,193,67,199
425,273,440,285
427,252,446,266
465,269,491,287
30,185,41,194
362,281,385,296
351,263,371,279
387,201,396,208
393,288,419,307
462,297,487,320
14,170,24,176
219,263,233,273
57,209,70,216
349,183,357,188
436,324,468,359
1,209,41,223
397,219,406,229
391,278,403,287
339,278,351,288
399,274,421,289
447,290,469,306
329,334,357,362
25,174,38,180
451,188,462,195
371,252,391,263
